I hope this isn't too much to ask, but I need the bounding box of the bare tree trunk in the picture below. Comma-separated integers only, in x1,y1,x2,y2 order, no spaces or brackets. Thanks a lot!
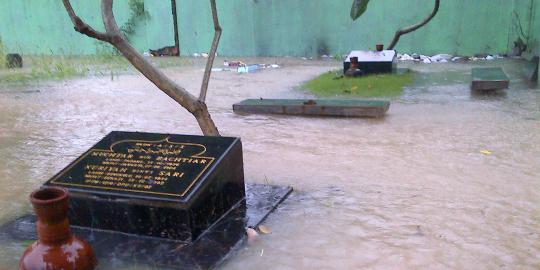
171,0,180,56
387,0,440,50
61,0,221,136
199,0,222,102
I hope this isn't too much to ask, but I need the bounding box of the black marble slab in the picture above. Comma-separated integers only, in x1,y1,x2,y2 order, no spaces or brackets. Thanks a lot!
0,184,292,270
44,131,246,241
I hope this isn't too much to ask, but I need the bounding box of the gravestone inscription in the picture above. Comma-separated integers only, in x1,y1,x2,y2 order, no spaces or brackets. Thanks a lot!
45,131,245,241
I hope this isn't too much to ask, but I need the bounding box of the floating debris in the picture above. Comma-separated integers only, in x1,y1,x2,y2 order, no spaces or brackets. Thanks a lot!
149,46,178,57
480,150,493,155
246,227,259,244
399,53,414,61
257,224,271,234
397,52,504,63
224,60,244,67
238,65,259,73
237,63,281,73
430,54,453,62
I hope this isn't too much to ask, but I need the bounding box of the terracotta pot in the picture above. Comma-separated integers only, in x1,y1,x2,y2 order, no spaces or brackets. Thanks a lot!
19,187,97,270
376,44,384,52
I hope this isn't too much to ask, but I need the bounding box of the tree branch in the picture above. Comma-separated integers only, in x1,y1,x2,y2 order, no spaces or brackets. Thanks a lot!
100,0,123,41
61,0,113,42
193,102,220,136
199,0,222,102
171,0,180,56
99,0,220,136
99,0,196,111
387,0,440,50
61,0,220,136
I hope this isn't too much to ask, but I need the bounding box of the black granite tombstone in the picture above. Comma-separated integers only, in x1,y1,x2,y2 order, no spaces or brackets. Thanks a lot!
44,131,245,242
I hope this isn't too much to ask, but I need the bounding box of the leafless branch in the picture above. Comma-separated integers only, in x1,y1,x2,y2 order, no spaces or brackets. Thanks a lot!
387,0,440,50
199,0,222,102
100,0,123,41
62,0,220,136
61,0,113,42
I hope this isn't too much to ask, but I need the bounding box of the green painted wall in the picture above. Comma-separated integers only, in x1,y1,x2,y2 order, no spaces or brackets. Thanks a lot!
0,0,537,57
176,0,256,57
527,0,540,79
0,0,148,55
530,0,540,55
250,0,513,57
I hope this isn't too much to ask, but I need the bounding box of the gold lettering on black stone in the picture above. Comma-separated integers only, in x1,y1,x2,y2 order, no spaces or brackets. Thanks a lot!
50,137,215,197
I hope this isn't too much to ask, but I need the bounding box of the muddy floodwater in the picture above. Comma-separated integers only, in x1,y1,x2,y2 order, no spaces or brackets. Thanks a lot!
0,58,539,269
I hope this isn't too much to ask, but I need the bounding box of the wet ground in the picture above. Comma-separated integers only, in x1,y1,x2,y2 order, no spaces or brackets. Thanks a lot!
0,58,539,269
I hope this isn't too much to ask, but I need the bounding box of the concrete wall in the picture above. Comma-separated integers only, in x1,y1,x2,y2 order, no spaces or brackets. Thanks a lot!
530,0,540,55
0,0,537,57
527,0,540,79
0,0,147,55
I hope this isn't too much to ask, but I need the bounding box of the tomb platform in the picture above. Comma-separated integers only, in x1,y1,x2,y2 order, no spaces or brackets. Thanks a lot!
471,67,510,91
0,184,292,269
233,99,390,118
343,50,397,75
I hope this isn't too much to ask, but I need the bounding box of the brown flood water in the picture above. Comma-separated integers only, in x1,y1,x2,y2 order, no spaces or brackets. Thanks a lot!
0,58,539,269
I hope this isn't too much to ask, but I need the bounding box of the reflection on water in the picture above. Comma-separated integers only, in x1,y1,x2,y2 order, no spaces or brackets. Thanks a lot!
1,59,539,269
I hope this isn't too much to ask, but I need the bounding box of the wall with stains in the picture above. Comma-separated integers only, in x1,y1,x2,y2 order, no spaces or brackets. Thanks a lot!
0,0,537,57
527,0,540,79
530,0,540,55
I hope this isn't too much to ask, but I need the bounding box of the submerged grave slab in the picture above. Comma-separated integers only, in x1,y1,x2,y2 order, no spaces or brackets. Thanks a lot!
344,50,397,75
471,67,509,91
233,99,390,118
44,131,245,241
0,184,292,270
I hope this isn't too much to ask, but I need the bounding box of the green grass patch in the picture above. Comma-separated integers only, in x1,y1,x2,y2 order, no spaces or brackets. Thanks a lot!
0,55,131,84
303,69,414,97
0,38,6,70
0,53,195,84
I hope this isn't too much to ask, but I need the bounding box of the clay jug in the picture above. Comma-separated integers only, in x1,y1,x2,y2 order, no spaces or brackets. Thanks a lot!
19,187,97,270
